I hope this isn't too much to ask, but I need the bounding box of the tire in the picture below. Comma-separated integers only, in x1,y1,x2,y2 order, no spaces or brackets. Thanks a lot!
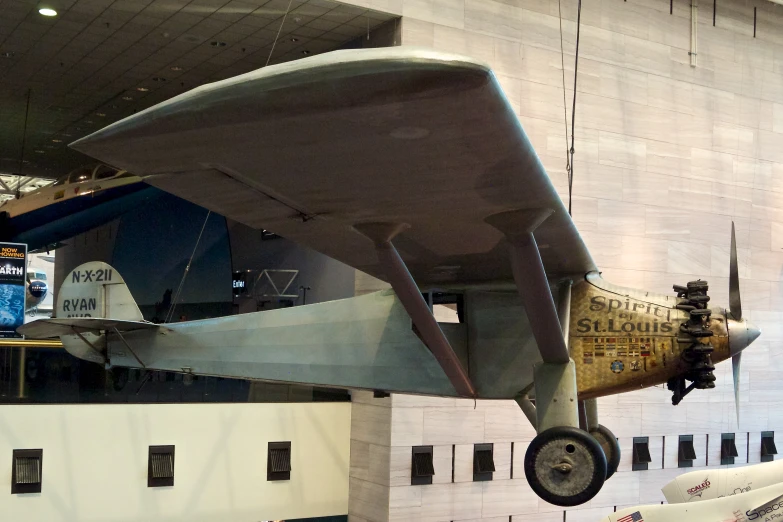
590,424,621,480
524,426,607,507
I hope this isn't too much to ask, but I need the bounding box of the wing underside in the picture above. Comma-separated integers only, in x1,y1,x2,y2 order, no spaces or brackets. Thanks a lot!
71,47,595,287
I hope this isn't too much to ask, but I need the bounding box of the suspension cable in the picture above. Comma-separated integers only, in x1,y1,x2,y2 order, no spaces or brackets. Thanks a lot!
165,211,211,323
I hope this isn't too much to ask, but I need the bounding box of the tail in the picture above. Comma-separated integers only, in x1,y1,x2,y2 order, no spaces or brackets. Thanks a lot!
18,262,155,364
56,261,142,321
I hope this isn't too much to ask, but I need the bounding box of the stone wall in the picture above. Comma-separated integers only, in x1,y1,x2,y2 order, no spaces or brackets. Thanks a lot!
342,0,783,520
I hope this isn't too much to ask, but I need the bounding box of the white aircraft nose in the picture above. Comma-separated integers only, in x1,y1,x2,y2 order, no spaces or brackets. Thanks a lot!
727,318,761,357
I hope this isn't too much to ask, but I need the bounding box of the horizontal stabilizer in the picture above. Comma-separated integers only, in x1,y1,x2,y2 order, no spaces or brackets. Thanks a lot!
18,318,158,339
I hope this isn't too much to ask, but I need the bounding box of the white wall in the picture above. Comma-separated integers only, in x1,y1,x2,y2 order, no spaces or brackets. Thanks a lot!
0,402,350,522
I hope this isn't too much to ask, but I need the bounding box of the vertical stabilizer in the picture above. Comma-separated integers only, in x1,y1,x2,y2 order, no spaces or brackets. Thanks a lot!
55,261,140,364
57,261,142,321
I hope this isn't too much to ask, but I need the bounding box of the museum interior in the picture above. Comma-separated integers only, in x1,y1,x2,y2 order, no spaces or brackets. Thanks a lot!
0,0,782,520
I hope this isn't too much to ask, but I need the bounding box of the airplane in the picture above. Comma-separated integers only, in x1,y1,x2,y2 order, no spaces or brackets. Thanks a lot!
662,459,783,504
601,482,783,522
0,164,162,252
19,47,762,507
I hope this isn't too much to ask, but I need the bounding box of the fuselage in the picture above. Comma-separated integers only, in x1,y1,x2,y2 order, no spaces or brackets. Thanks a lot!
0,164,162,251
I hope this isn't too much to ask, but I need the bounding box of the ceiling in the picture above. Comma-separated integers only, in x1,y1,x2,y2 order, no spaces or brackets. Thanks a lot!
0,0,398,180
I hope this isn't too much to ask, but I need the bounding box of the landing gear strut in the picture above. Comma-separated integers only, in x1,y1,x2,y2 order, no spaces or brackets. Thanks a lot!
524,426,607,506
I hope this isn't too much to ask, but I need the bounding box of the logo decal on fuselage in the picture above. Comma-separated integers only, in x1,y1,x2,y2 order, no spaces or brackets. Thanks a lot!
687,479,710,498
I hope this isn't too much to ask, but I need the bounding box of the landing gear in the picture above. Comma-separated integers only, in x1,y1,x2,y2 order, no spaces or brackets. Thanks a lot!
589,424,620,480
524,426,607,506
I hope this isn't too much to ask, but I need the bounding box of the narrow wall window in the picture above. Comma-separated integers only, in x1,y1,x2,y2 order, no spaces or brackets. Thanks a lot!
678,435,697,468
632,437,652,471
721,433,738,465
411,446,434,485
473,443,495,482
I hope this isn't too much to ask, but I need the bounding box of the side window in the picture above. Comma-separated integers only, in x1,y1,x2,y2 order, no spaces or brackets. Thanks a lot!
94,165,118,180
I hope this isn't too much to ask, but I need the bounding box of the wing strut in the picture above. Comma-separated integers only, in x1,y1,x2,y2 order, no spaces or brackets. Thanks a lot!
354,223,476,398
485,209,570,363
487,209,578,431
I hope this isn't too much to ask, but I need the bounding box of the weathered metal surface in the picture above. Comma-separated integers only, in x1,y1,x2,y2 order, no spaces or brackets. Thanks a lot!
569,276,730,399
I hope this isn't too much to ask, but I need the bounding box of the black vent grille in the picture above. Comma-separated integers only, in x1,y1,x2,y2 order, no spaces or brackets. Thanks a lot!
148,446,175,487
12,449,43,494
268,442,291,481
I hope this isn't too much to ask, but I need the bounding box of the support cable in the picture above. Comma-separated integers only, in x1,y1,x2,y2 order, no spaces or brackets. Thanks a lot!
165,211,211,323
567,0,584,217
17,89,32,199
557,0,570,206
265,0,294,67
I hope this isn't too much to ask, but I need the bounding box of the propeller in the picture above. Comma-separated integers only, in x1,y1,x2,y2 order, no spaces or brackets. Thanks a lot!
729,221,742,425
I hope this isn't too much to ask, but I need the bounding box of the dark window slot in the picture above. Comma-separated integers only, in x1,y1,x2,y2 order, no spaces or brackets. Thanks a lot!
411,446,434,485
473,443,495,482
633,437,652,471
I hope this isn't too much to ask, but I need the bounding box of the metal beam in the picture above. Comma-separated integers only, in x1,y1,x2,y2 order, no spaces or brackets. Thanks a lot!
354,222,476,397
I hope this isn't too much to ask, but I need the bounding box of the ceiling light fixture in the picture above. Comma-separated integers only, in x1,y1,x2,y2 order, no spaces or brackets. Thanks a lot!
136,86,149,92
290,37,299,42
51,139,62,143
122,96,133,101
210,41,227,47
170,66,183,71
96,112,105,117
38,7,57,16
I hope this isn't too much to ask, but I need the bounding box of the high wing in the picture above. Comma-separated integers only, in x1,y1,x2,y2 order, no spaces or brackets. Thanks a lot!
70,47,595,287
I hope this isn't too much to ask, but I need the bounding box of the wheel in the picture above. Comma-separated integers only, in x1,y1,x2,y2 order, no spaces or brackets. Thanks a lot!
589,424,621,480
524,426,607,506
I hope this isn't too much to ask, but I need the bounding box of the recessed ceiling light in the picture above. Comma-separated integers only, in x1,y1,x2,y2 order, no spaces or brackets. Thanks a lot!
38,8,57,16
136,86,149,92
96,112,105,117
210,41,226,47
51,139,62,143
301,50,310,55
170,66,183,71
122,96,133,101
152,77,166,82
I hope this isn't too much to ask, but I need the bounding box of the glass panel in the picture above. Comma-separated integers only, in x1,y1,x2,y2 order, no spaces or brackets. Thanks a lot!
94,164,118,180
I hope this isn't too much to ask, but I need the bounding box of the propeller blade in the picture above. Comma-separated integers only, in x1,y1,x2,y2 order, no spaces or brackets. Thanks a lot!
732,353,742,426
729,221,742,321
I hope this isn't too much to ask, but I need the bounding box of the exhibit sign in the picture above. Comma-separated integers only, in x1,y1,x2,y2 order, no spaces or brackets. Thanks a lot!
232,271,248,296
0,243,27,338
